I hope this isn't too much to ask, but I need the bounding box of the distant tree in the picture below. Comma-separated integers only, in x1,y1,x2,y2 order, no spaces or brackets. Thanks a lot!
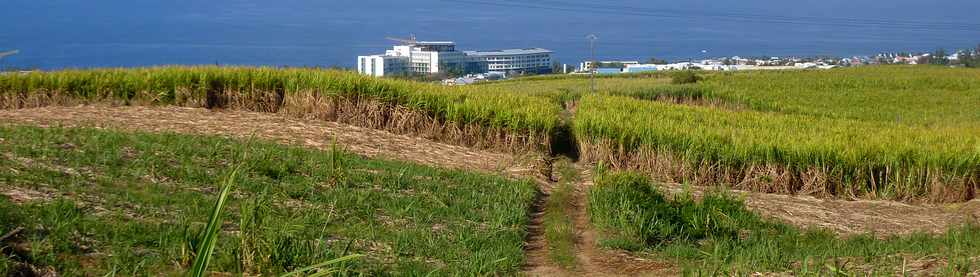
551,61,563,74
596,62,626,68
960,52,974,67
647,57,668,64
929,49,950,65
444,63,467,78
962,51,980,68
671,71,701,84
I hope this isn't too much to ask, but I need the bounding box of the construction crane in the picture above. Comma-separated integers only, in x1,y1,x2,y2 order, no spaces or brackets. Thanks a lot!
385,34,417,45
0,50,18,71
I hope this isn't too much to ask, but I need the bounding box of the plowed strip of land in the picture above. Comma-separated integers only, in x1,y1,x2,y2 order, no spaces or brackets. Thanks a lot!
0,105,529,176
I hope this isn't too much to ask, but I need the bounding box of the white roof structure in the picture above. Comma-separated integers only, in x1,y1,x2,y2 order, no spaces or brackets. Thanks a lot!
414,41,456,45
465,48,552,56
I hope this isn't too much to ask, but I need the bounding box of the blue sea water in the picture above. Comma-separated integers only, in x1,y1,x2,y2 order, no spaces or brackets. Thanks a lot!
2,0,979,70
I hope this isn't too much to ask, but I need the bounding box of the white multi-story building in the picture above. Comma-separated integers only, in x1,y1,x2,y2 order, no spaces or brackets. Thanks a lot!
358,41,474,76
357,40,553,77
465,48,553,73
357,55,409,77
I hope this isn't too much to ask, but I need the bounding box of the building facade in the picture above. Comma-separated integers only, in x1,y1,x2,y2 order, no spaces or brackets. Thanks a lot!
357,41,552,77
465,48,553,74
357,55,409,77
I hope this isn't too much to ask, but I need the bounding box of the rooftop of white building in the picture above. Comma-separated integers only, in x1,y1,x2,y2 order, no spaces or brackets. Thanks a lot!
465,48,553,56
360,53,396,57
412,41,456,46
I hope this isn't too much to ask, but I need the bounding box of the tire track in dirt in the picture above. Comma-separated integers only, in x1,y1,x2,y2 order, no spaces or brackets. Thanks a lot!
569,166,676,276
521,162,677,276
520,173,564,276
521,100,675,276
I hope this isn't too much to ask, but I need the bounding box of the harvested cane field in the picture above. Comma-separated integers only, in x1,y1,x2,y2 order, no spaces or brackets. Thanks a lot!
0,67,562,152
572,66,980,202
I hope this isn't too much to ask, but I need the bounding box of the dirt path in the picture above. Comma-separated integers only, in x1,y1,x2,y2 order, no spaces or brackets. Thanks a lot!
522,163,677,276
520,175,564,276
0,105,533,177
569,166,676,276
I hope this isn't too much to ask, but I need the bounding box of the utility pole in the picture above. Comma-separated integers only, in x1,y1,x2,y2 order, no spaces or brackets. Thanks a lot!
587,34,598,94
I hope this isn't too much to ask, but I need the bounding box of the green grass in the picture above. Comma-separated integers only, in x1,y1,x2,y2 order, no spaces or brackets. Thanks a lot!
542,158,578,269
588,171,980,275
0,125,537,275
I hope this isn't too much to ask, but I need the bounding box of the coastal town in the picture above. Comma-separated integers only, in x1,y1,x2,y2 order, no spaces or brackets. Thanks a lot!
354,38,980,85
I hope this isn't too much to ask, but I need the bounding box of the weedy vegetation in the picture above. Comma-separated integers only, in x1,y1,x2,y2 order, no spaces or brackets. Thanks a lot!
588,171,980,275
0,125,537,275
542,158,579,269
187,165,364,276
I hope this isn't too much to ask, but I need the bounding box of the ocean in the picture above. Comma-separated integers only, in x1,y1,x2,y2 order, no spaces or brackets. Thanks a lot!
2,0,979,69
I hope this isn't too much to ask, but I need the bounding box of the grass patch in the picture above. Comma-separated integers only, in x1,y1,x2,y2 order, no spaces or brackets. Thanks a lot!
0,125,537,275
588,171,980,274
542,158,578,269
